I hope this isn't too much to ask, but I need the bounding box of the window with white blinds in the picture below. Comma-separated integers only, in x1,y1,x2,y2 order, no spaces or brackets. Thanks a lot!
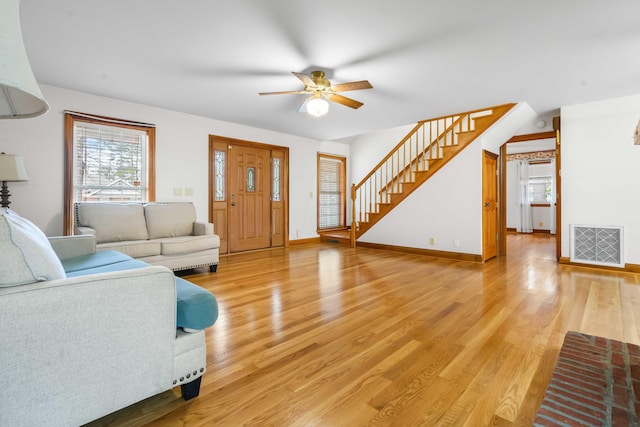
73,122,148,202
63,112,156,234
318,154,346,230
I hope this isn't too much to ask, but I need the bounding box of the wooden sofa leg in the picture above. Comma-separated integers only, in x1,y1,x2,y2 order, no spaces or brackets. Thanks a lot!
209,264,217,273
181,377,202,401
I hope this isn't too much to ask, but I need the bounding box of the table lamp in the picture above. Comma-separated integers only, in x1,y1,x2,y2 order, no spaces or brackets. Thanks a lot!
0,152,29,208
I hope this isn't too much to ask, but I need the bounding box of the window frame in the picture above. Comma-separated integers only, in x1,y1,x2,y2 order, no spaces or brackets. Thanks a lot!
63,111,156,235
527,175,552,205
317,153,346,231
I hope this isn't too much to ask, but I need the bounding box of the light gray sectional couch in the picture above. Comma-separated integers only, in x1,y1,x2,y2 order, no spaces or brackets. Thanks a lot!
74,202,220,272
0,208,218,426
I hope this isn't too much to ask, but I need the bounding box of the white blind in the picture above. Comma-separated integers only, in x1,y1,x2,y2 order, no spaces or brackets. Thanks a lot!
318,156,344,229
73,122,148,203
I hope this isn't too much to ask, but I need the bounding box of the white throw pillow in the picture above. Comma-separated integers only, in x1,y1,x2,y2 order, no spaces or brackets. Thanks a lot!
0,209,66,287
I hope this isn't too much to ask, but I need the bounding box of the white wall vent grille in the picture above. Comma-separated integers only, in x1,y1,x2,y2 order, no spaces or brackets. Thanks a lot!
570,225,624,268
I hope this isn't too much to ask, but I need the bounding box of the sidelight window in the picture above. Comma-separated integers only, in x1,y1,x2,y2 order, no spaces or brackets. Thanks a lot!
214,150,225,201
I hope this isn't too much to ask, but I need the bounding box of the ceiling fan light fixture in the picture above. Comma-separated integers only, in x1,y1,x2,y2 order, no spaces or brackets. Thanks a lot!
259,70,371,115
306,93,329,117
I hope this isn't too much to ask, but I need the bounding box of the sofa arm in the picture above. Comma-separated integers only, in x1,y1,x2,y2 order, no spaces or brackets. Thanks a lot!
48,235,97,260
0,266,177,427
74,225,96,237
193,221,214,236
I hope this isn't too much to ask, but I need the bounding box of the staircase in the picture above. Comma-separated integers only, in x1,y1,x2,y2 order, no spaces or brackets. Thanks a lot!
350,103,516,246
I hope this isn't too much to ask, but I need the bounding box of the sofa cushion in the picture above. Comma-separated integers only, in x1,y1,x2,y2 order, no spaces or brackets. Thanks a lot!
144,203,196,239
64,259,149,277
97,240,161,258
157,235,219,256
61,250,132,273
0,209,66,287
77,203,148,244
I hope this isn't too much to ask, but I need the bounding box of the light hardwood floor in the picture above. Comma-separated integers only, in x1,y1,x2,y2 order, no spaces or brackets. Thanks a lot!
88,234,640,426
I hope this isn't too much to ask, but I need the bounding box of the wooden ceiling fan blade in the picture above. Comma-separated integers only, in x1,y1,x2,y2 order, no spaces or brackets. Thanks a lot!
292,72,317,88
258,90,309,96
330,80,373,92
326,93,364,109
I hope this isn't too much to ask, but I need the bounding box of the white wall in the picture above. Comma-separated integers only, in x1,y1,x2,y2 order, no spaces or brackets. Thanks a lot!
358,139,483,254
0,85,348,239
561,93,640,264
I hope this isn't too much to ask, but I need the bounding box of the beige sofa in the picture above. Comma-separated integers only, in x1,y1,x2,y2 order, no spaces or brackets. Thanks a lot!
0,208,218,426
75,202,220,272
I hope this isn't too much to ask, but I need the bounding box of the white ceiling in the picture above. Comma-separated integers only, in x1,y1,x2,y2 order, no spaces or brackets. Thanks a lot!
19,0,640,141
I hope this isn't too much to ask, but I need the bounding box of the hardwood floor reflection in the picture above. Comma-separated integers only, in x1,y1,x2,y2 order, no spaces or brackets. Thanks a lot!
506,231,556,261
87,236,640,426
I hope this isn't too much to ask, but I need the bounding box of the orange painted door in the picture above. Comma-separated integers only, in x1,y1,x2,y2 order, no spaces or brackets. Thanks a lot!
482,150,498,261
229,145,271,252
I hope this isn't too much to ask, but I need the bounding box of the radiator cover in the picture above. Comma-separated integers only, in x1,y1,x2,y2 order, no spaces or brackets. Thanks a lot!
570,225,624,268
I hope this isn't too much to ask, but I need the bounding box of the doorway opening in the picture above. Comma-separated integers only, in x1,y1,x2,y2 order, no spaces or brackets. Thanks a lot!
499,128,559,261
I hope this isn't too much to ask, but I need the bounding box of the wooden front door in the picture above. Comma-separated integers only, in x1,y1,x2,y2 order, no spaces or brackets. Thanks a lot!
209,135,288,254
228,144,272,252
482,150,498,261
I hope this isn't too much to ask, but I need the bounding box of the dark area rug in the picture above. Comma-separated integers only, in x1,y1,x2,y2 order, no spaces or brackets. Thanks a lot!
534,331,640,426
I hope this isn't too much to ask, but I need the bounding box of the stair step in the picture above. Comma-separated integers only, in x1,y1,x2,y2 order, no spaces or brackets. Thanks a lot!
473,114,497,128
401,182,416,192
320,235,352,246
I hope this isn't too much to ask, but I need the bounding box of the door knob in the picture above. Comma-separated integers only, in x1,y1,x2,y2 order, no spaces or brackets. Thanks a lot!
231,202,236,206
484,202,491,207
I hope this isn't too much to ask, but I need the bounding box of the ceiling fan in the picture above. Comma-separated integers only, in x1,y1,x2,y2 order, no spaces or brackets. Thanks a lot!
258,71,373,116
